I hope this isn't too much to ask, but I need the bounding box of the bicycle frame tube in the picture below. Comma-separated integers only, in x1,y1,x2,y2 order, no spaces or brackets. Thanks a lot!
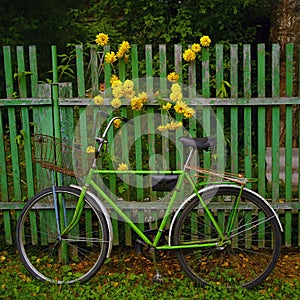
224,184,244,236
184,172,225,240
63,167,242,250
88,169,185,247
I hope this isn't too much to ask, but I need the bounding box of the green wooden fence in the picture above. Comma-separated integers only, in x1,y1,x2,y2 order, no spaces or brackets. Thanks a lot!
0,43,300,248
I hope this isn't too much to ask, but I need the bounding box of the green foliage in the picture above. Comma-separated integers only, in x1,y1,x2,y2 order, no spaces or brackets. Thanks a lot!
83,0,272,46
0,0,272,97
1,248,300,300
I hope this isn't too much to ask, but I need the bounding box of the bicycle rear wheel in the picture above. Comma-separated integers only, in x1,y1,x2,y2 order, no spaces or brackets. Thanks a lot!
16,186,109,284
173,186,281,288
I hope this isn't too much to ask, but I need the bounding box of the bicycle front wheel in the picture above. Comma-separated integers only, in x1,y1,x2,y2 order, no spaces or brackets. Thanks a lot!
173,186,282,289
16,186,109,284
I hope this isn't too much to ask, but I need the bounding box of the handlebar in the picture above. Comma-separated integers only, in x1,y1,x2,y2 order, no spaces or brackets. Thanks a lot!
101,115,132,139
92,112,132,160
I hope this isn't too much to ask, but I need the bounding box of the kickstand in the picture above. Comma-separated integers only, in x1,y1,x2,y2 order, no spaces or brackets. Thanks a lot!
150,248,164,283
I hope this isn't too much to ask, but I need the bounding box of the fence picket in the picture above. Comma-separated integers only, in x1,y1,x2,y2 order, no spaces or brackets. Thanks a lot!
243,45,252,187
16,46,35,198
271,44,280,201
159,45,170,170
90,47,99,97
174,45,183,169
257,44,266,196
215,44,225,172
285,44,293,201
284,43,294,247
201,47,211,170
230,44,239,175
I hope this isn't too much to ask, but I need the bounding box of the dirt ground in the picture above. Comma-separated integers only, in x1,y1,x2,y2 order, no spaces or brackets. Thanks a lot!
99,246,300,284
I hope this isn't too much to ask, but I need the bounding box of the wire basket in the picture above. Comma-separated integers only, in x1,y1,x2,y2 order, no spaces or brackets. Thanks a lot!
32,134,94,177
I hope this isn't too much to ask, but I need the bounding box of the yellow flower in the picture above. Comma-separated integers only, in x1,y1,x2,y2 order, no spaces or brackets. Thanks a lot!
105,51,117,64
117,163,129,171
95,33,109,46
137,91,148,103
183,49,196,62
171,83,181,93
162,102,172,110
94,95,104,105
184,106,195,118
86,146,95,153
111,98,122,108
157,125,167,132
111,79,122,88
122,79,135,98
200,35,211,47
191,43,201,53
130,97,144,111
170,91,182,102
112,84,124,98
113,119,122,128
165,121,183,131
123,79,134,90
174,101,187,114
167,72,179,82
116,41,131,58
110,75,119,85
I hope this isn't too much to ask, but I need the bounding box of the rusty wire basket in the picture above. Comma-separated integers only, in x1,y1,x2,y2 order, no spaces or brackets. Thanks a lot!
32,134,94,177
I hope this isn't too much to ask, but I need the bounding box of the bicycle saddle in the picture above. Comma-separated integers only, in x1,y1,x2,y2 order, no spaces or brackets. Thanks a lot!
178,136,216,151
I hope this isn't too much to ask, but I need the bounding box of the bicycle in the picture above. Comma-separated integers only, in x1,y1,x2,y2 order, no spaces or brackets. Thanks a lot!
16,114,283,288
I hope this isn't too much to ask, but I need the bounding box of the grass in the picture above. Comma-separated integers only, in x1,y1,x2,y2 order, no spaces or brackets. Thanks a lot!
1,246,300,300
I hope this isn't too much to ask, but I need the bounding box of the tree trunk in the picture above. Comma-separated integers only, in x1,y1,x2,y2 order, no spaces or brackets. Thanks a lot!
267,0,300,147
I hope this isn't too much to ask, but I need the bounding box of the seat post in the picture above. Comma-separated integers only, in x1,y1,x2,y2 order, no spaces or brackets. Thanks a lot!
183,148,195,170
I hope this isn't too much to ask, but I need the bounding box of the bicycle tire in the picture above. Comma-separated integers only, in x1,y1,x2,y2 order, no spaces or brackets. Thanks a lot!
16,186,109,284
173,186,282,288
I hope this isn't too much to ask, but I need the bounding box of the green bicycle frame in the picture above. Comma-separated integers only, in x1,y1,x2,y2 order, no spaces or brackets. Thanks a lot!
62,167,244,250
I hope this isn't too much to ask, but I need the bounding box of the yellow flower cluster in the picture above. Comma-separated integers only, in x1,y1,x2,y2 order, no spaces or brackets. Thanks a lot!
157,121,183,132
170,83,183,102
116,41,130,59
95,33,131,65
183,35,211,62
110,76,148,111
157,73,195,132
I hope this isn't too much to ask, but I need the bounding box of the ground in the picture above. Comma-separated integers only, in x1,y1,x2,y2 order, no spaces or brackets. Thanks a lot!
1,246,300,286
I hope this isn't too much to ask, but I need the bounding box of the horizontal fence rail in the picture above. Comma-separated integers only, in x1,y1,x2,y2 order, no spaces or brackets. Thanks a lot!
0,43,299,248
